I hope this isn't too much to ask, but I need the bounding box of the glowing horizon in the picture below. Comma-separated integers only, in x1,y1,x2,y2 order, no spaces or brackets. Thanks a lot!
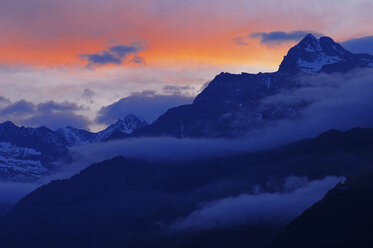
0,0,372,131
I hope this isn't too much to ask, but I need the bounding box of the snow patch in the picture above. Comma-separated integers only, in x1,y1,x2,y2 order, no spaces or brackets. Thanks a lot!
0,142,45,181
297,55,342,74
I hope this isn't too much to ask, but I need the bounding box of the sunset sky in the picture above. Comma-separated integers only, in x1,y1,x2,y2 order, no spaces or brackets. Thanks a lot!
0,0,372,131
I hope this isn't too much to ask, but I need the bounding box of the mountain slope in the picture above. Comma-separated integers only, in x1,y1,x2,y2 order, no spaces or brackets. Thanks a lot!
132,34,373,139
1,127,373,247
56,126,97,146
0,114,148,181
0,121,68,156
0,121,70,181
268,170,373,248
278,34,373,73
95,114,148,141
1,34,371,181
57,114,148,145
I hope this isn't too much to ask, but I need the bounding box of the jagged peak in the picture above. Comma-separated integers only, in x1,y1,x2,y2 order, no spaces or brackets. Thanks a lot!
279,34,354,73
95,114,148,140
121,114,147,124
35,125,52,131
0,120,17,128
0,120,16,125
305,33,317,39
122,113,143,121
299,33,318,44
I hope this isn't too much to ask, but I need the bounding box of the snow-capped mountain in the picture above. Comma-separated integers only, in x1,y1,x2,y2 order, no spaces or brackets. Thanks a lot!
0,121,70,181
0,114,148,181
1,34,372,180
56,126,96,146
279,34,373,74
95,114,148,141
0,121,68,157
133,34,373,138
0,142,45,181
56,114,148,146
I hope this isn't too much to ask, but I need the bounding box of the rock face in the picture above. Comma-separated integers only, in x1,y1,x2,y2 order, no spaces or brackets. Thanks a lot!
133,34,373,138
0,114,148,181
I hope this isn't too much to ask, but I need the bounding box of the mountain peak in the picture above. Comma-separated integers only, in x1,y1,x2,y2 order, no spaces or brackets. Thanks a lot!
279,34,354,74
305,33,316,39
122,113,145,122
295,33,321,51
0,120,17,129
114,114,148,132
300,33,318,43
95,114,148,142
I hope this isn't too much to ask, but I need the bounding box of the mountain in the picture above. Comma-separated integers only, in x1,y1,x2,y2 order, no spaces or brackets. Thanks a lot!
95,114,148,141
0,121,70,181
269,170,373,248
279,34,373,74
1,34,370,180
1,127,373,247
131,34,373,139
56,126,97,146
56,114,148,145
0,114,147,181
0,121,67,154
1,34,372,182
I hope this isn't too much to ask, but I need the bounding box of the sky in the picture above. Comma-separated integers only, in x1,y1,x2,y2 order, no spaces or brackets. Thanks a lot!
0,0,372,131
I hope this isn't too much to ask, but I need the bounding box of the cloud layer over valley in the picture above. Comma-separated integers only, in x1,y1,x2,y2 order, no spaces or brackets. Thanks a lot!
170,176,343,231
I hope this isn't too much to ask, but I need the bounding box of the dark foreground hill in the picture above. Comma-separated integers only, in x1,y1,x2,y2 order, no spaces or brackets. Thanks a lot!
1,127,373,247
269,170,373,248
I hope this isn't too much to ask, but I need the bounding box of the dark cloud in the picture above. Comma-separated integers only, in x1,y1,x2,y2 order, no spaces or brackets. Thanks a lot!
109,44,141,58
37,100,83,113
24,112,90,130
250,31,322,45
0,100,90,129
170,176,342,231
82,88,95,98
81,88,96,103
1,100,36,116
79,41,146,67
129,55,145,64
95,91,193,124
234,30,322,46
341,35,373,55
80,51,121,65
